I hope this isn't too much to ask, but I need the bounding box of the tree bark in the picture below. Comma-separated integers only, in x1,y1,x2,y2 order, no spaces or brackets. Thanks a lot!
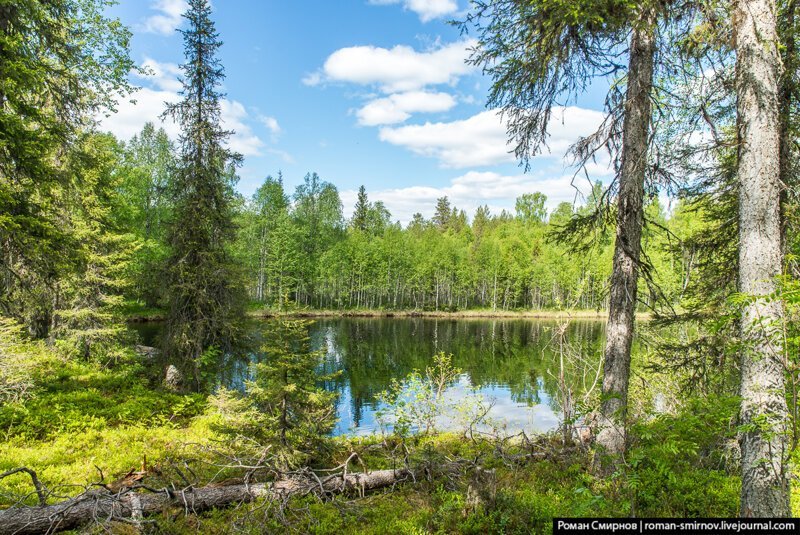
594,13,655,471
733,0,791,517
0,468,410,535
779,0,797,255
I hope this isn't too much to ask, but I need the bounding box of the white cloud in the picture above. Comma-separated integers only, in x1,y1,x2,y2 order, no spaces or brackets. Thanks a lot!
266,148,295,164
99,59,273,159
141,0,188,35
220,100,265,157
259,116,282,136
258,115,283,143
305,39,476,93
99,87,181,140
357,91,457,126
378,107,606,168
341,170,608,225
139,57,183,92
369,0,459,22
379,109,509,167
302,71,323,86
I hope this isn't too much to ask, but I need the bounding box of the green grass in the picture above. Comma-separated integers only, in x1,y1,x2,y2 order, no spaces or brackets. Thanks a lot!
0,348,214,504
119,299,166,322
149,432,741,534
1,338,796,534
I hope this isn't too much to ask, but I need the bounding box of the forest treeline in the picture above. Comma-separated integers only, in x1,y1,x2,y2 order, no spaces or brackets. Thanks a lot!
119,129,691,313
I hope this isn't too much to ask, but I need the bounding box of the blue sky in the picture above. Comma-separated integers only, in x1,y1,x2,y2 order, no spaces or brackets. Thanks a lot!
101,0,613,224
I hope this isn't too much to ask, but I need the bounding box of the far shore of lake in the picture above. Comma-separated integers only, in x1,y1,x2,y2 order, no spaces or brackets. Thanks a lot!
254,308,614,319
125,306,655,323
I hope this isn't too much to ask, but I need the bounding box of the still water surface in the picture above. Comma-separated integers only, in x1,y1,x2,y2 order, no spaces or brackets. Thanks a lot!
132,318,605,436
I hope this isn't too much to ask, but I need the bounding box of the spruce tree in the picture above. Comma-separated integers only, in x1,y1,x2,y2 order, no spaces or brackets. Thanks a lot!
433,197,452,230
352,185,369,231
162,0,243,388
251,320,336,461
0,0,134,337
57,133,133,360
734,0,790,516
463,0,661,469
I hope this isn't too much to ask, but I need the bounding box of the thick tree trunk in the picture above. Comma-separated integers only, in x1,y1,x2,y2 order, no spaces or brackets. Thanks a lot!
0,468,410,535
733,0,790,517
594,15,655,471
779,0,797,255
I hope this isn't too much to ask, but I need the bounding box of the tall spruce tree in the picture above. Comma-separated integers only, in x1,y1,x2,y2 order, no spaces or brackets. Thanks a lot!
0,0,134,337
352,185,369,231
594,7,656,470
433,197,452,230
162,0,243,388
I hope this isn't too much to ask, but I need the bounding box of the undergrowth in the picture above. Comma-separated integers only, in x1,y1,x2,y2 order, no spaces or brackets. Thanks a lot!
0,333,795,534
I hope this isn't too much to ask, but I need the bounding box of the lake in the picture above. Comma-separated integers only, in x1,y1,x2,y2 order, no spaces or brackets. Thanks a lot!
131,317,606,436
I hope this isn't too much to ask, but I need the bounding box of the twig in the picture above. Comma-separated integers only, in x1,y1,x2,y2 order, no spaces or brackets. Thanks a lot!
0,467,47,506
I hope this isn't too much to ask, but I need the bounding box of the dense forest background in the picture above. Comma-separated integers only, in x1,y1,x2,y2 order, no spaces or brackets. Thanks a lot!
119,127,689,314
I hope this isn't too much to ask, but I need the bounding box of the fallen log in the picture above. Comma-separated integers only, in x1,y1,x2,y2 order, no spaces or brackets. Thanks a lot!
0,467,410,535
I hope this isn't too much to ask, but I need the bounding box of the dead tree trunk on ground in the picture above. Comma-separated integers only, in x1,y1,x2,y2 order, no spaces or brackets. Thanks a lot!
0,468,410,535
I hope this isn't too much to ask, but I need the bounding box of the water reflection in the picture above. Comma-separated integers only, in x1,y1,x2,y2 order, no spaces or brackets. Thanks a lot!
131,318,606,436
311,319,604,435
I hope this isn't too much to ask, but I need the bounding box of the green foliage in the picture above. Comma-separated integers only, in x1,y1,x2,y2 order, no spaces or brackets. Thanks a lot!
622,396,740,516
352,185,370,231
55,133,135,361
144,430,742,534
0,0,135,338
208,320,337,466
0,318,45,403
779,268,800,448
516,192,549,224
292,172,344,305
161,0,244,386
118,122,176,307
238,178,640,313
234,173,300,308
376,352,487,436
0,332,212,506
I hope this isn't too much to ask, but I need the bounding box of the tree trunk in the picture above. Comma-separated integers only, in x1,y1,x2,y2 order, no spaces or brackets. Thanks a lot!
734,0,790,517
0,468,410,535
779,0,797,255
594,14,655,471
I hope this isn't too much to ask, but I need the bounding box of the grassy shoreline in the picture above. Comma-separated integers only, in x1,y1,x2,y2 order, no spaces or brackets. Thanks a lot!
125,304,645,323
254,308,613,320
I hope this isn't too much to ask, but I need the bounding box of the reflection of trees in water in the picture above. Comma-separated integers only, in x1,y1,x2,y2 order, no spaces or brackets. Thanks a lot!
310,318,605,420
130,318,607,427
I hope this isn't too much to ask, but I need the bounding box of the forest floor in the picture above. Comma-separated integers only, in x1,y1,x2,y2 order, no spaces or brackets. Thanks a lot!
2,334,797,534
